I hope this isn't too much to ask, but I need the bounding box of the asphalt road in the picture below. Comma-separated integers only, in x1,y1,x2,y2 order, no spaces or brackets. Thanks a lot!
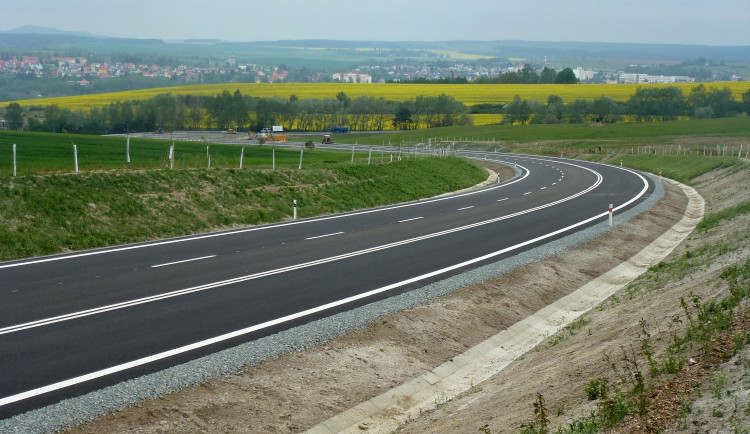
0,152,653,419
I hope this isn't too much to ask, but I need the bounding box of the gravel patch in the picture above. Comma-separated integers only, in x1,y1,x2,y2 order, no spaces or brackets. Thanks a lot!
1,169,663,434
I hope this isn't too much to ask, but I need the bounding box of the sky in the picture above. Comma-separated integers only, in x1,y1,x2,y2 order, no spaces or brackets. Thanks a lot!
1,0,748,46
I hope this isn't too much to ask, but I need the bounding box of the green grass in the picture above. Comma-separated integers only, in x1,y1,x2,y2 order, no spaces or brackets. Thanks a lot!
0,156,486,261
580,154,744,184
352,117,750,146
0,130,362,174
697,201,750,232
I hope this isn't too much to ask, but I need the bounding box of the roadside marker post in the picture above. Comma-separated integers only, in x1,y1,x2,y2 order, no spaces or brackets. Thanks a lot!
293,199,297,220
351,146,354,165
240,147,244,169
13,144,17,177
272,145,275,170
169,143,174,169
368,148,372,165
206,146,211,169
298,148,304,169
126,134,130,163
73,145,79,173
609,204,613,226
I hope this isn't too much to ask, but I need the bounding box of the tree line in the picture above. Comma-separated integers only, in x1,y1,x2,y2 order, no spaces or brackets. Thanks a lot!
2,91,473,134
500,85,750,124
2,85,749,134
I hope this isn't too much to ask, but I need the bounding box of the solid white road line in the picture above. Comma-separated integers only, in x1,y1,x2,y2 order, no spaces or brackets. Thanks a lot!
0,165,650,409
457,206,474,211
305,232,344,240
398,217,424,223
0,162,604,337
150,255,216,268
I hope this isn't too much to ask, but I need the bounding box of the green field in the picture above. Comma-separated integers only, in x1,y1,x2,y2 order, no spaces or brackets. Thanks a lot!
345,117,750,147
0,130,362,175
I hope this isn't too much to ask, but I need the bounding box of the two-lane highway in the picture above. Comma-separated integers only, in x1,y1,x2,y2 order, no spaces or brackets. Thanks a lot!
0,153,654,419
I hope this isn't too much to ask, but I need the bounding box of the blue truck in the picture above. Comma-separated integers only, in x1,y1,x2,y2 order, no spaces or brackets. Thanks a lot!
331,126,349,133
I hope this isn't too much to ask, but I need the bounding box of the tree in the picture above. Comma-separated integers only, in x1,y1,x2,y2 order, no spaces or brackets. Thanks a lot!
705,87,735,118
554,68,579,84
4,102,24,130
336,91,351,108
540,67,557,84
393,104,414,130
626,87,686,121
502,95,531,125
742,89,750,115
590,96,621,123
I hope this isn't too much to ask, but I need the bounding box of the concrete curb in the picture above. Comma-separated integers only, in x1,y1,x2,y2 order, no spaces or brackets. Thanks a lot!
306,178,705,434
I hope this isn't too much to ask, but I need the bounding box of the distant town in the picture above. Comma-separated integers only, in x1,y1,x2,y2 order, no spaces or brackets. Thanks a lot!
3,54,744,89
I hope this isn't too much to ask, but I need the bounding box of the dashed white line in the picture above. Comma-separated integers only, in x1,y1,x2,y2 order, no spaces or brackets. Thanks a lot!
398,217,424,223
497,198,509,202
457,206,474,211
151,255,216,268
305,232,344,240
523,192,532,195
540,187,547,190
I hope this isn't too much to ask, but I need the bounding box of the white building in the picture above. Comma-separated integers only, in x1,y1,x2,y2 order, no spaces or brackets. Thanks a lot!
333,72,372,83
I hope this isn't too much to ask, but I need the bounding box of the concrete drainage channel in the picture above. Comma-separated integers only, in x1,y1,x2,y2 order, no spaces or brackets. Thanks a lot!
306,178,704,434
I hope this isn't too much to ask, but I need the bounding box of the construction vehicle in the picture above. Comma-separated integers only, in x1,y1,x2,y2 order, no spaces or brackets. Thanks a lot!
322,134,333,144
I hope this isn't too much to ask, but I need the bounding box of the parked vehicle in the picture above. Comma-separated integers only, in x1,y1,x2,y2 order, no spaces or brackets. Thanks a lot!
331,126,349,133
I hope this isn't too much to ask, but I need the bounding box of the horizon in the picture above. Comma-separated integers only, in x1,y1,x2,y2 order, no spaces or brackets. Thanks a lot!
0,0,748,47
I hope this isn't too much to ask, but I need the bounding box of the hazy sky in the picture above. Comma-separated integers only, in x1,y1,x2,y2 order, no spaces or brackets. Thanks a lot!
1,0,748,45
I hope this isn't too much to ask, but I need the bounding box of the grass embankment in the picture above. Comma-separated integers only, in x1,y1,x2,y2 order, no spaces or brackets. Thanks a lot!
0,156,486,261
580,154,743,185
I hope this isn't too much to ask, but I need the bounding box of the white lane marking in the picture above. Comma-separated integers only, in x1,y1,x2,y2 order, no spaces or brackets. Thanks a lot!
540,187,547,190
398,217,424,223
553,183,556,185
150,255,216,268
305,232,344,241
457,206,474,211
523,192,532,195
0,165,602,336
497,198,509,202
0,163,531,270
0,166,651,409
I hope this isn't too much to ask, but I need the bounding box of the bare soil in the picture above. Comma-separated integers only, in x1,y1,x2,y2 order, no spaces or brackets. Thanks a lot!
69,163,749,434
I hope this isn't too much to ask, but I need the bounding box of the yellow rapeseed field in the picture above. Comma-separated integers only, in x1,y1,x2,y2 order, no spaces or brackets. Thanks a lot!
5,82,750,110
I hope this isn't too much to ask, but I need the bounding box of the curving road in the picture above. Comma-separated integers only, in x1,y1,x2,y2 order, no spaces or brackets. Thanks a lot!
0,152,654,419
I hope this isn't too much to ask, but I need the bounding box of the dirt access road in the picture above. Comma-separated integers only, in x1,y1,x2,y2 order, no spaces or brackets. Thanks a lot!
73,161,748,433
